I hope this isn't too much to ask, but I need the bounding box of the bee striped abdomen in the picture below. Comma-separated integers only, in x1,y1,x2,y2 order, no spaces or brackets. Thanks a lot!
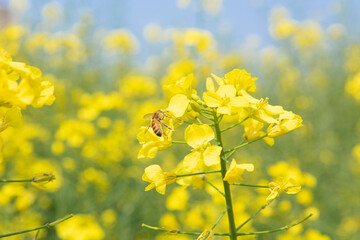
152,120,162,136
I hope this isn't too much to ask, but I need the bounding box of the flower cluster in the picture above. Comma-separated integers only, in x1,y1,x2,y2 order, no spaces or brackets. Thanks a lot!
139,69,303,194
139,69,305,239
0,49,55,160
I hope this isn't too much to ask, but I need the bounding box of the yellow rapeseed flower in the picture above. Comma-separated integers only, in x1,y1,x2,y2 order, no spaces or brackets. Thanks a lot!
0,106,22,133
203,84,248,115
267,111,303,138
183,124,222,171
142,165,176,195
241,90,284,124
223,159,254,184
267,178,301,201
137,126,173,159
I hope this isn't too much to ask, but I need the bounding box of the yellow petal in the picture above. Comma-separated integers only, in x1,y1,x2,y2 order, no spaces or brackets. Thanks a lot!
168,94,190,118
211,73,224,85
266,188,280,201
264,104,284,115
206,77,216,92
216,84,236,98
240,90,259,104
217,106,231,115
4,106,22,127
203,92,222,108
230,96,248,108
203,145,222,166
237,163,254,172
184,124,214,149
183,151,201,171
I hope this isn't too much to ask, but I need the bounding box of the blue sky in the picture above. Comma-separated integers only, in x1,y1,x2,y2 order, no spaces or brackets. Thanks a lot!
3,0,359,55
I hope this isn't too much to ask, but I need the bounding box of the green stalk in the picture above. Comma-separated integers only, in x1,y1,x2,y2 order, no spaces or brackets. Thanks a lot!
213,111,237,240
0,214,73,238
236,214,312,236
176,170,221,178
0,179,33,183
203,177,225,197
232,183,269,188
142,224,230,236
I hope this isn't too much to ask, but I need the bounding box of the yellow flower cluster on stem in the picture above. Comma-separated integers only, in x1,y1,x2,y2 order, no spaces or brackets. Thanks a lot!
138,68,308,239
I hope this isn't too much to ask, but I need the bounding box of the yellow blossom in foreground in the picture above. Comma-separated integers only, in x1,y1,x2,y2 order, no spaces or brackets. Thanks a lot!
0,106,22,133
267,111,303,138
210,69,257,94
197,229,214,240
167,94,191,118
137,126,173,159
183,124,222,171
203,84,248,115
267,178,301,201
223,159,254,184
0,48,55,109
163,73,195,98
241,90,284,124
142,165,177,195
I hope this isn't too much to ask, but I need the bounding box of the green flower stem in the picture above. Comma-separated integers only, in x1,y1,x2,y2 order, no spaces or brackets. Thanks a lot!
224,134,268,156
218,114,224,123
0,214,73,238
196,118,203,124
201,109,214,115
199,112,213,121
183,120,194,125
0,178,33,183
236,214,313,236
176,170,222,178
232,183,269,188
172,140,188,144
213,111,237,240
221,117,249,133
236,200,274,231
141,224,229,236
225,139,246,160
203,177,225,197
211,208,228,230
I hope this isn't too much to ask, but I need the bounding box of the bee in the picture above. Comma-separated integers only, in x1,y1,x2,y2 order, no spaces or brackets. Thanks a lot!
143,110,174,137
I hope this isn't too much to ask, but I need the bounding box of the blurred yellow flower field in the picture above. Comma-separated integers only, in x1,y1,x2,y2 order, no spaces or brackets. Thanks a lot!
1,0,360,239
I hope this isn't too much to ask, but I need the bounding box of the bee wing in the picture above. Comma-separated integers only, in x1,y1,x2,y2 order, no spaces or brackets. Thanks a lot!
143,113,153,120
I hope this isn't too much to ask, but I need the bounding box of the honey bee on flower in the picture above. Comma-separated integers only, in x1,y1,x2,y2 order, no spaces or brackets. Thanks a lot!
143,110,174,137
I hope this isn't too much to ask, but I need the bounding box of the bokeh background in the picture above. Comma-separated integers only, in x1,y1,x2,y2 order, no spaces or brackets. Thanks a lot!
1,0,360,239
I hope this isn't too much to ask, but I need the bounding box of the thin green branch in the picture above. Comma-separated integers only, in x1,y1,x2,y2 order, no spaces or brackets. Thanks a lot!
236,200,274,231
176,170,221,178
218,114,224,123
142,224,229,236
236,214,313,236
0,214,73,238
221,116,249,133
199,112,213,121
203,177,225,197
211,208,228,230
172,140,187,144
0,178,33,183
201,109,214,115
224,134,268,155
196,118,203,124
183,120,194,125
232,183,269,188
